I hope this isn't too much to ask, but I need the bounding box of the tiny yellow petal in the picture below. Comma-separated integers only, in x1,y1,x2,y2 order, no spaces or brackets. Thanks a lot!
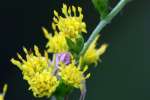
72,6,76,16
68,7,71,16
42,27,50,39
11,58,22,69
97,44,108,56
34,45,41,57
23,46,28,54
3,84,7,94
54,10,59,18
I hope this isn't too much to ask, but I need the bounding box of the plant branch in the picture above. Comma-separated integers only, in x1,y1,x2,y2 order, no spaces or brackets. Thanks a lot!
79,0,130,56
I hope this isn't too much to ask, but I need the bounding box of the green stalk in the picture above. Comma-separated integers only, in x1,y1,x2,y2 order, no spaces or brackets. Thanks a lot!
51,96,64,100
79,0,130,56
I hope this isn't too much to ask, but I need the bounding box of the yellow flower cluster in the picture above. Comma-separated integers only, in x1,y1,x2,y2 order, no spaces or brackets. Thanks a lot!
52,4,87,38
80,35,108,65
0,84,7,100
28,71,59,97
11,46,59,97
58,62,90,89
10,3,108,99
43,4,87,53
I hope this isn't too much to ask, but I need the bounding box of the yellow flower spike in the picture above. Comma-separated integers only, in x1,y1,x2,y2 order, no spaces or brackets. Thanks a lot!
52,4,87,39
0,84,8,100
80,35,108,65
59,62,90,89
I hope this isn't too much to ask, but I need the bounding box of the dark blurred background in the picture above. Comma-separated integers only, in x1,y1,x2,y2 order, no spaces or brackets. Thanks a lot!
0,0,149,100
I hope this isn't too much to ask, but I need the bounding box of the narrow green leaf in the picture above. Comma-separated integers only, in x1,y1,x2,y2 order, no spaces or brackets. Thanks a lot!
55,96,64,100
66,37,76,50
66,36,84,54
92,0,109,19
54,80,73,97
75,35,84,54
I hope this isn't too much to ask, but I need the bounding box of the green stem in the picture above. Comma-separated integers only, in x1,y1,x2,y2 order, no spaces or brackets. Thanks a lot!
51,96,64,100
79,0,130,56
56,96,64,100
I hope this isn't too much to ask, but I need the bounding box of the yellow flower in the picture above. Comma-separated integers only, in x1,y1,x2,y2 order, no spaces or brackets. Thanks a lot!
42,27,68,53
0,84,7,100
11,45,49,79
28,71,59,97
80,35,108,65
58,62,90,89
52,4,87,38
11,46,59,97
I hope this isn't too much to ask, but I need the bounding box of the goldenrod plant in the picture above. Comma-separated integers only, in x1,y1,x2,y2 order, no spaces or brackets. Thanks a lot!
11,0,130,100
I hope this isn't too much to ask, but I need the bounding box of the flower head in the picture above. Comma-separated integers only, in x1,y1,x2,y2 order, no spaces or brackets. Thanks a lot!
42,27,68,53
11,45,59,97
11,45,49,78
52,4,87,38
58,61,90,89
28,71,59,97
80,35,108,65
